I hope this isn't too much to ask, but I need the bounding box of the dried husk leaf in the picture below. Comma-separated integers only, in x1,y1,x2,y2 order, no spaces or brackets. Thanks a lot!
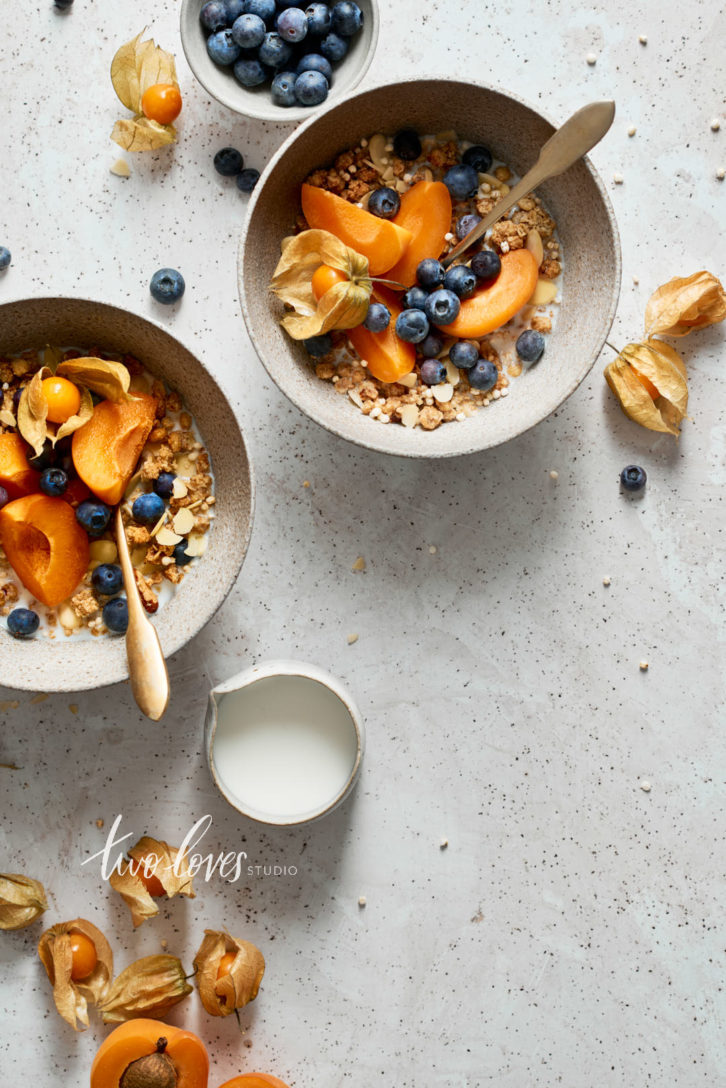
0,873,48,930
98,954,192,1023
604,339,688,436
54,385,94,444
17,366,51,457
111,117,177,153
111,31,178,114
193,929,265,1017
57,357,131,402
109,836,195,928
645,270,726,337
270,229,372,339
37,919,113,1031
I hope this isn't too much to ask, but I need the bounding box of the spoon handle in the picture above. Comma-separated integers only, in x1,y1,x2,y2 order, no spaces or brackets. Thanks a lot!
115,507,170,722
442,100,616,268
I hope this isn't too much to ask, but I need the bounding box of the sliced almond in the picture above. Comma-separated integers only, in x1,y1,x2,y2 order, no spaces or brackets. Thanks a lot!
398,373,418,388
525,229,544,267
348,389,364,409
172,477,188,499
57,601,80,631
110,158,131,178
444,358,461,386
367,133,387,171
432,383,454,403
381,166,395,182
399,404,419,429
183,533,208,558
528,279,559,306
422,167,434,182
156,527,183,547
172,508,195,536
394,178,409,194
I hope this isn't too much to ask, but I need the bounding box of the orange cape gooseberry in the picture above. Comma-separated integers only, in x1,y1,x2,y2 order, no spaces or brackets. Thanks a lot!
41,375,81,424
141,83,183,125
311,263,349,300
69,931,98,981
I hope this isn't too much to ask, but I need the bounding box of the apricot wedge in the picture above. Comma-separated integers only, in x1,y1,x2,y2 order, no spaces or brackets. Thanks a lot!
301,184,412,276
438,249,540,338
0,433,40,499
347,286,416,384
387,180,453,287
0,494,89,608
91,1020,209,1088
217,1078,291,1088
72,393,156,506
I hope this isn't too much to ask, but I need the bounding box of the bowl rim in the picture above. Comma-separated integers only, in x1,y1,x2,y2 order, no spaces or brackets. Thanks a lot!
179,0,381,125
238,75,622,458
0,294,256,692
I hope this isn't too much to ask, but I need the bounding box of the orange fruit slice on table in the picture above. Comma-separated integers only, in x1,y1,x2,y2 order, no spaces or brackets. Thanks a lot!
301,184,412,276
387,180,453,288
347,286,415,384
438,249,540,338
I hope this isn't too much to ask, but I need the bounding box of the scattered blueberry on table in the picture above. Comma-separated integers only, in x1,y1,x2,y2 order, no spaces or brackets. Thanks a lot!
0,247,11,271
103,597,129,634
214,146,244,176
150,268,185,304
620,465,647,491
53,0,74,9
236,168,261,193
7,608,40,639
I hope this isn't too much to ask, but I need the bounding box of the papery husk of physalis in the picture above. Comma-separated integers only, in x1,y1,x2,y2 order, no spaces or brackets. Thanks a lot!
604,338,688,437
110,31,179,151
0,873,48,930
57,357,131,403
109,836,195,928
111,117,177,153
37,918,113,1031
193,929,265,1017
16,366,94,457
269,229,372,339
645,270,726,337
98,954,193,1023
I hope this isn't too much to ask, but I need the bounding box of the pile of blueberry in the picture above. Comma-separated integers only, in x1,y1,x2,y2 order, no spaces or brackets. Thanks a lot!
200,0,364,108
0,246,10,272
213,146,261,193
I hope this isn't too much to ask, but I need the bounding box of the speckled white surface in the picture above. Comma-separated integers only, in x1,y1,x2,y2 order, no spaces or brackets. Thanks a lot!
1,2,725,1086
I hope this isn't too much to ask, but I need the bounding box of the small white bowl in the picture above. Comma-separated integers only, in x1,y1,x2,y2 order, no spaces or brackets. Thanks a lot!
205,660,364,826
180,0,380,124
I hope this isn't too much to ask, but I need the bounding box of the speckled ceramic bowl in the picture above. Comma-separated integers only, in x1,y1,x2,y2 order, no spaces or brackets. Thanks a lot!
239,77,621,458
0,297,254,693
180,0,379,124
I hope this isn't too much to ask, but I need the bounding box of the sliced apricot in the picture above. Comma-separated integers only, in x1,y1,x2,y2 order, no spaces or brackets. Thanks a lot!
72,393,156,506
439,249,540,338
0,494,90,608
301,184,412,276
387,180,453,287
347,286,415,384
91,1020,209,1088
218,1077,291,1088
0,433,41,500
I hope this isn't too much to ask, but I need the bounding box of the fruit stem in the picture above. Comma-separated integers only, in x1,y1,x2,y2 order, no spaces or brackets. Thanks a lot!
371,277,407,290
605,340,622,355
155,1038,168,1054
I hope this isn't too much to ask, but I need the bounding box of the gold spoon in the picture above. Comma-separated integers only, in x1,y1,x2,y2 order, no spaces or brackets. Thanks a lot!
442,100,616,268
115,507,169,721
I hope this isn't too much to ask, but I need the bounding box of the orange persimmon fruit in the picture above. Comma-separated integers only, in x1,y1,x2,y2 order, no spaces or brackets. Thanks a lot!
311,264,348,300
69,931,98,982
41,375,81,424
91,1020,209,1088
142,84,183,125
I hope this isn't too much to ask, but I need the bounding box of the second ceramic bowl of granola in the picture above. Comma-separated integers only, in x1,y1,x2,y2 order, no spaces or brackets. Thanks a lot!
239,76,621,458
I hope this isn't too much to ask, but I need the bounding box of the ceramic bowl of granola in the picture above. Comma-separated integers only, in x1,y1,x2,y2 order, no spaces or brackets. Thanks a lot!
239,76,621,457
0,297,254,693
180,0,379,124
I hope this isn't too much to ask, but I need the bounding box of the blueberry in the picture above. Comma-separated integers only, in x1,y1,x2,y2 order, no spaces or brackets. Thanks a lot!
12,387,23,412
319,32,348,62
0,247,11,271
515,329,545,363
214,146,244,176
330,0,363,36
393,129,422,162
225,0,246,18
468,358,498,392
424,289,460,326
416,258,445,290
271,70,298,105
277,6,307,41
620,465,647,492
443,164,479,201
295,69,329,106
39,467,68,497
231,12,266,47
420,359,446,386
443,264,477,299
0,486,8,509
153,472,176,499
207,28,242,65
449,340,479,369
296,52,332,81
150,268,185,304
305,3,331,35
173,541,194,567
420,334,444,359
28,440,55,471
54,0,74,8
7,608,39,639
132,492,166,525
395,309,429,344
456,213,481,240
76,500,111,536
368,187,400,219
471,249,501,283
304,333,333,356
200,0,230,31
233,58,269,86
402,286,429,311
91,564,123,596
462,144,493,173
103,598,129,635
242,0,275,18
363,302,390,332
259,30,293,67
236,168,260,192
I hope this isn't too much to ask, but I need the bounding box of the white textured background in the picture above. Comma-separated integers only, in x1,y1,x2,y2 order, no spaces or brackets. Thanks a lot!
1,1,724,1085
